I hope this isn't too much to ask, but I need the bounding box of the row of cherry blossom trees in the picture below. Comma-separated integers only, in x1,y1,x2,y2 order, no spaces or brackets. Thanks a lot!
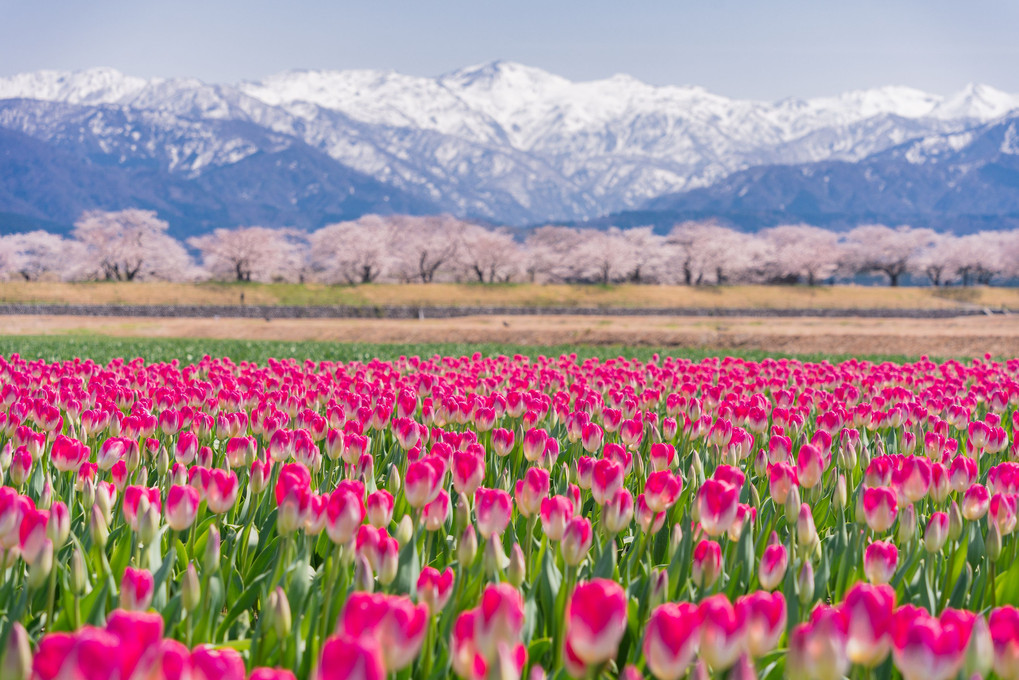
1,210,1017,286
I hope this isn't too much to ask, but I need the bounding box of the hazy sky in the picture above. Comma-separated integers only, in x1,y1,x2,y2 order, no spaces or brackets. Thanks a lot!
2,0,1018,99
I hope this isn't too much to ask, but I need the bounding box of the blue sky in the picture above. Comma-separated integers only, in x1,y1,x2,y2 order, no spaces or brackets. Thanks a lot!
2,0,1018,99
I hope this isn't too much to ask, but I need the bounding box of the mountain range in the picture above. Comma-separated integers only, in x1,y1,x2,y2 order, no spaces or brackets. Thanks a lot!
1,62,1019,236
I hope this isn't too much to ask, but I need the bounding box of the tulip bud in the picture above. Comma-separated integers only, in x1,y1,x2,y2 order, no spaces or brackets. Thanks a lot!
28,539,53,589
948,500,964,542
39,476,53,510
669,523,684,562
395,514,414,546
47,501,70,548
182,563,201,612
987,522,1003,561
649,569,669,610
454,492,470,533
204,524,221,573
508,543,526,587
459,525,478,566
378,544,398,586
785,487,801,524
833,474,847,510
2,622,31,680
749,483,761,510
90,505,109,549
157,448,170,477
964,612,993,678
349,554,373,594
691,450,703,480
897,504,916,544
923,512,949,553
797,561,814,607
387,464,401,496
139,503,161,545
692,539,722,589
266,586,292,638
484,536,509,577
95,487,113,525
797,504,817,549
70,546,87,595
80,478,96,513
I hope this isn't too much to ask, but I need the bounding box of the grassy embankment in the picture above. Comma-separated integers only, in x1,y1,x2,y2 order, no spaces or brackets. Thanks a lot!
0,281,1015,309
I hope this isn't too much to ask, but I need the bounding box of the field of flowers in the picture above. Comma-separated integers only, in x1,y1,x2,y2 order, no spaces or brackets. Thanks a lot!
1,349,1018,679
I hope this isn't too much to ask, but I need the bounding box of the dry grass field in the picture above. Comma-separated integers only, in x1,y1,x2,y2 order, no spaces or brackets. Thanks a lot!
3,313,1017,358
0,281,1017,310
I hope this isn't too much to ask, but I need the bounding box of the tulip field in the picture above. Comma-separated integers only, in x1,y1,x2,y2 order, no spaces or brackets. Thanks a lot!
3,349,1019,680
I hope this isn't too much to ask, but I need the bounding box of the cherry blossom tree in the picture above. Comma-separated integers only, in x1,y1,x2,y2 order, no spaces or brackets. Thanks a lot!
759,224,841,285
523,226,591,283
952,232,1006,285
72,209,196,281
666,221,764,285
842,224,937,286
308,216,397,285
188,226,307,283
456,224,524,283
388,215,465,283
912,233,961,286
0,231,84,281
620,226,673,283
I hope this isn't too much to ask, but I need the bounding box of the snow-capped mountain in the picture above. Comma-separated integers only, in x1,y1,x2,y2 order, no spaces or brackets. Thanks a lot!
1,62,1018,234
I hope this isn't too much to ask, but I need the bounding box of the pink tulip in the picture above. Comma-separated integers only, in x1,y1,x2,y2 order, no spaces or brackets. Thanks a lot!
591,458,624,505
539,495,573,541
366,490,394,528
475,487,512,537
796,444,825,489
758,543,788,591
697,479,739,537
768,462,798,505
962,483,990,520
474,582,526,660
452,449,485,496
990,606,1019,679
123,485,161,532
644,470,682,513
644,602,701,680
422,489,451,531
339,593,428,671
862,486,898,533
864,541,899,585
564,579,627,668
699,594,746,671
205,468,239,515
514,467,550,518
191,645,247,680
649,442,675,472
120,567,155,611
737,591,785,658
50,435,89,473
602,488,634,535
561,516,593,566
165,484,200,532
692,539,722,589
891,607,971,680
327,481,366,545
788,606,849,680
417,566,455,613
405,457,444,508
843,583,896,666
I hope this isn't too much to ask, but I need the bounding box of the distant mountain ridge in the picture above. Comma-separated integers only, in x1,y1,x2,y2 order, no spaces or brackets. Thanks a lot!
1,63,1018,235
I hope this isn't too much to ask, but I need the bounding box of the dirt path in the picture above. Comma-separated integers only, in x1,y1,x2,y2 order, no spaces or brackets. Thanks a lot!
3,313,1017,357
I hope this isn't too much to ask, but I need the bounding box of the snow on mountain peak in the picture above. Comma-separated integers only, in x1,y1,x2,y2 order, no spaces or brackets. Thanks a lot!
933,83,1019,120
0,67,149,105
